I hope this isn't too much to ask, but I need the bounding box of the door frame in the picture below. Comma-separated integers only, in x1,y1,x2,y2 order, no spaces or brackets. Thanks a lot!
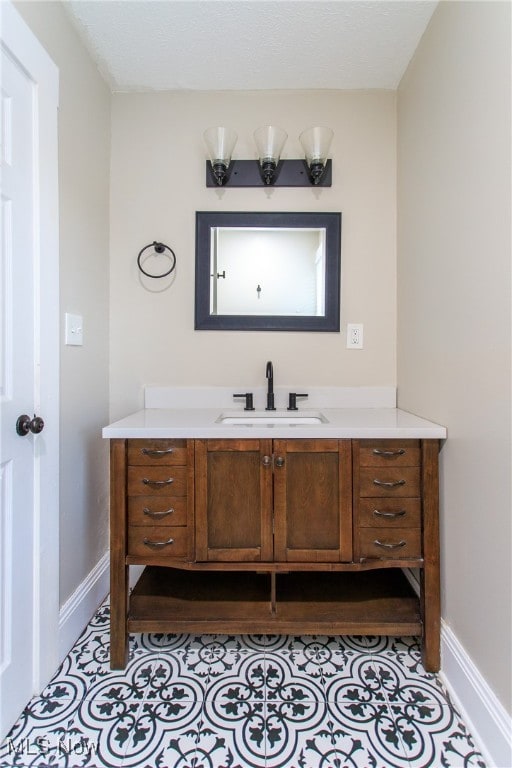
1,1,60,690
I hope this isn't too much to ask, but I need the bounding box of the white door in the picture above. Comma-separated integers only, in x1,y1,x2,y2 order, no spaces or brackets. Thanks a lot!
0,2,59,738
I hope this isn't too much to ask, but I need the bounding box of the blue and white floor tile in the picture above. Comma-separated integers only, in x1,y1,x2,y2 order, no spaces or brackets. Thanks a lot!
1,603,487,768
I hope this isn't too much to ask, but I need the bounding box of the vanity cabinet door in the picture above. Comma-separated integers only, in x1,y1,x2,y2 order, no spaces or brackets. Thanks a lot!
195,439,273,562
273,439,352,562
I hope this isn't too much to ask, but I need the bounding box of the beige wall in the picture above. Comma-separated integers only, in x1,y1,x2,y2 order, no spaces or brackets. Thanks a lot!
109,90,396,419
14,2,111,607
397,1,511,713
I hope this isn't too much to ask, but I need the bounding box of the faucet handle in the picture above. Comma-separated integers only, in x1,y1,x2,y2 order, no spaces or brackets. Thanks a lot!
287,392,308,411
233,393,255,411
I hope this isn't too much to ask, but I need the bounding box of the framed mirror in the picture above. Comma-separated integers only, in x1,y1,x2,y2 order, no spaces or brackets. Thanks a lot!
195,211,341,331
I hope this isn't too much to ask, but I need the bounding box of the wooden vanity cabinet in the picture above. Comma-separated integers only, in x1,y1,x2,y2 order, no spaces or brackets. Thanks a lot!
109,436,440,673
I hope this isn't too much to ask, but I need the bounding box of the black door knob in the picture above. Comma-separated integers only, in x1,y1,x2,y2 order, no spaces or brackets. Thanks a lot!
16,414,45,436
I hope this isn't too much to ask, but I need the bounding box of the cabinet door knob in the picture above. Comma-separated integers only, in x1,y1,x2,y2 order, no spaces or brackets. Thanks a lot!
275,456,285,468
261,455,272,467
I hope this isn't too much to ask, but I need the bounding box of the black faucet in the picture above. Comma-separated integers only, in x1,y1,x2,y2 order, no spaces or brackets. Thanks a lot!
265,361,275,410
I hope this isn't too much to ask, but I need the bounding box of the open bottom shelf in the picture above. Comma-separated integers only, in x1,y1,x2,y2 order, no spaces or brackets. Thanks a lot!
128,566,421,636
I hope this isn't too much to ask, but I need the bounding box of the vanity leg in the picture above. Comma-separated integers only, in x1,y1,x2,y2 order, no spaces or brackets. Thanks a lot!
420,440,441,672
110,439,129,669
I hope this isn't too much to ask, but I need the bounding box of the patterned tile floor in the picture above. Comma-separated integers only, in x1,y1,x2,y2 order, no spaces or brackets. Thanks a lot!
1,600,487,768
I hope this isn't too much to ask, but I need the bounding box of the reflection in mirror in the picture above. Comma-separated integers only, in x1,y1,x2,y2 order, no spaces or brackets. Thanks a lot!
195,211,341,331
210,228,326,316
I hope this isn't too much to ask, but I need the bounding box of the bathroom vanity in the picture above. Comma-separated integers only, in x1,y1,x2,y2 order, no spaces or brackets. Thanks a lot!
104,398,446,672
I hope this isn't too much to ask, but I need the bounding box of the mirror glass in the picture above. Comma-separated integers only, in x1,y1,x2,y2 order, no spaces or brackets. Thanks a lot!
195,212,341,331
211,227,326,316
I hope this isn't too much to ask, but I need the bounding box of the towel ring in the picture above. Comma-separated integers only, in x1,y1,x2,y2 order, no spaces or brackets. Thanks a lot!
137,241,176,279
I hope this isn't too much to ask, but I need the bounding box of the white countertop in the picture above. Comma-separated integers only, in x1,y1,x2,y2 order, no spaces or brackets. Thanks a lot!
102,407,447,440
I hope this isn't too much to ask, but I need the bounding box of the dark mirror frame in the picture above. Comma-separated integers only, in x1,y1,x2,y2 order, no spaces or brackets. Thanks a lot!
195,211,342,331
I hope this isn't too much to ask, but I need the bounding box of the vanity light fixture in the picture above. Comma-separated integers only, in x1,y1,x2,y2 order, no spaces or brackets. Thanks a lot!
203,126,238,186
204,126,333,188
299,126,334,185
253,125,288,185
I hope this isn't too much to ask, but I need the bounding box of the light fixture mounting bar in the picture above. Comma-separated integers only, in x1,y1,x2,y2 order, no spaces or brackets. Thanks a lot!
205,159,332,188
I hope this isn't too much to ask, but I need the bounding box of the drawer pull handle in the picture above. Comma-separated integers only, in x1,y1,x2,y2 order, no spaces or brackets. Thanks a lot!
373,509,406,519
374,539,407,549
373,479,406,488
143,506,175,519
141,447,174,456
142,478,174,486
143,536,174,548
372,448,405,457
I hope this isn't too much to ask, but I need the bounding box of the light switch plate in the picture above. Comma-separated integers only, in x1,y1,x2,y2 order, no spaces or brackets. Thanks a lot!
65,313,83,346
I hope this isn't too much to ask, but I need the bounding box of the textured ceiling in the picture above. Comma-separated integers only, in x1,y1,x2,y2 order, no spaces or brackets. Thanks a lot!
63,0,438,92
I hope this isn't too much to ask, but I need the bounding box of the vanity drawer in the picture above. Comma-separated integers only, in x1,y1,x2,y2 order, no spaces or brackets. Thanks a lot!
359,467,420,497
358,440,420,467
128,525,189,558
128,439,188,466
357,528,421,559
128,466,188,497
128,496,188,526
358,498,421,528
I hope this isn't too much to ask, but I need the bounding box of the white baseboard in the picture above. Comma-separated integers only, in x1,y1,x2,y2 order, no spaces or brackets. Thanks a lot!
403,566,420,594
58,558,144,662
129,564,145,588
58,552,110,662
440,622,512,768
401,570,511,766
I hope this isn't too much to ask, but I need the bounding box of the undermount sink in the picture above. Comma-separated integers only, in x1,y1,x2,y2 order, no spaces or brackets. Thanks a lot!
216,410,328,426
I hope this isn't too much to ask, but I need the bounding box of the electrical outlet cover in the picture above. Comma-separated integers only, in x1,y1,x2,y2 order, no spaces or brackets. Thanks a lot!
347,323,363,349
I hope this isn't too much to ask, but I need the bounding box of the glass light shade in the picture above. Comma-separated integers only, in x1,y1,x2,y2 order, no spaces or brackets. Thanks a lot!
299,126,333,165
253,125,288,165
203,127,238,186
203,126,238,165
